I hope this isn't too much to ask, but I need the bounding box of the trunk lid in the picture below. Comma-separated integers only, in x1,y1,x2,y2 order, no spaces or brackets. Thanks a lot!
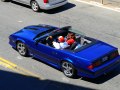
75,42,116,62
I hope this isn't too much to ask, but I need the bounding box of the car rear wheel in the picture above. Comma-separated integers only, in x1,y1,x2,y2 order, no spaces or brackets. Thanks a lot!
17,41,28,56
62,61,77,78
31,0,40,12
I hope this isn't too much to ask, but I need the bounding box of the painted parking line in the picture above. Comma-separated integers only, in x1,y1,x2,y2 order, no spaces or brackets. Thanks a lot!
0,57,44,79
75,0,120,12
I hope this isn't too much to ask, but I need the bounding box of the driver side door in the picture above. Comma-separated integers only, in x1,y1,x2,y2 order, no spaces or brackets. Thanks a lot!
35,42,61,67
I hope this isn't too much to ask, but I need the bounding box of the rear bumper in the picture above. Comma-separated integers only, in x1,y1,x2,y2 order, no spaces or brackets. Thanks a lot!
77,56,120,78
40,0,67,10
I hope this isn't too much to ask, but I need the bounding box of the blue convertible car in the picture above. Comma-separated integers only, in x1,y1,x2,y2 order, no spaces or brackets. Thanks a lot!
9,24,120,78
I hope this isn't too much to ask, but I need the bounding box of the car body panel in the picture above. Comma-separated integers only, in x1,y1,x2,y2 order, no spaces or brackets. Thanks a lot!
77,56,120,78
12,0,68,10
75,42,116,62
9,24,120,78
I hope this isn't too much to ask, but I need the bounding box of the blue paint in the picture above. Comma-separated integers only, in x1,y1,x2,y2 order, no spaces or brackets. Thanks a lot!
9,24,120,78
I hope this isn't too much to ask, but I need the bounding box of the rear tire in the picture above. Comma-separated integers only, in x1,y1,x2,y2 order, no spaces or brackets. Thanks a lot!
31,0,40,12
61,61,77,78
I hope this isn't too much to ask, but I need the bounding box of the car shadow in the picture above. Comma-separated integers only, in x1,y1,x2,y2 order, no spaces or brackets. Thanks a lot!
81,67,120,84
0,70,95,90
11,1,31,9
11,1,76,14
31,57,120,83
11,48,120,84
32,57,81,79
43,3,76,14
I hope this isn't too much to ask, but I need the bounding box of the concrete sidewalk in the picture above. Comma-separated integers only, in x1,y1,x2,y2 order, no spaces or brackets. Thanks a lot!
75,0,120,12
79,0,120,6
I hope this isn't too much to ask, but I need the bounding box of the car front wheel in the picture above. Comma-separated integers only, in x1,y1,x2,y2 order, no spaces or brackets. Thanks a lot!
17,41,28,56
62,61,77,78
31,1,40,12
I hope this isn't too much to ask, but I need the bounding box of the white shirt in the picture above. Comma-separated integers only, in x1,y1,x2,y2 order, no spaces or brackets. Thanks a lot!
53,42,69,49
60,42,69,49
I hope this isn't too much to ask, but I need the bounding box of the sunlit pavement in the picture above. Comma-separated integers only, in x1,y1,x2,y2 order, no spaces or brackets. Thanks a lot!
75,0,120,12
0,0,120,90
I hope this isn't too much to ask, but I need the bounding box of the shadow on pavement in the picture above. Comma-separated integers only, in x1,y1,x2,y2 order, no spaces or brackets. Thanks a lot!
32,57,120,83
82,67,120,84
0,70,95,90
11,1,31,9
26,56,120,84
43,3,76,14
11,1,75,14
11,47,120,84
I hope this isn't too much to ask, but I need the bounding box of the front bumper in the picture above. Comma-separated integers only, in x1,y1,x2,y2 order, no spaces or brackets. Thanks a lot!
77,56,120,78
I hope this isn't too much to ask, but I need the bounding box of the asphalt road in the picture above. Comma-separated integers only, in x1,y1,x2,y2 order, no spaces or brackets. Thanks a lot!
0,0,120,90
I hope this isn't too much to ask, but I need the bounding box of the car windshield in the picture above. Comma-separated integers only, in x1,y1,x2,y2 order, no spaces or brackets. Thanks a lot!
33,28,56,40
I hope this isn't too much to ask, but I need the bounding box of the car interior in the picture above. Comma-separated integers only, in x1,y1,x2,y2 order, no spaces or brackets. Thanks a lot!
39,29,92,51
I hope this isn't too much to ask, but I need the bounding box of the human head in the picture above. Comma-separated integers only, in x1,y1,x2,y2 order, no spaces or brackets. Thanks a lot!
49,36,53,40
67,32,75,40
58,36,65,42
67,38,75,45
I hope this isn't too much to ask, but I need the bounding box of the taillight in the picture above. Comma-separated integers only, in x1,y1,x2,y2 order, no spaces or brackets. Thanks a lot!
88,60,101,70
43,0,49,3
110,50,119,59
88,65,94,70
93,60,101,67
87,50,119,70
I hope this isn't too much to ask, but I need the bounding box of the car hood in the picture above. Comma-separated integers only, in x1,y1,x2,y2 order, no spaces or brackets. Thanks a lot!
13,26,50,40
74,42,116,62
13,29,36,40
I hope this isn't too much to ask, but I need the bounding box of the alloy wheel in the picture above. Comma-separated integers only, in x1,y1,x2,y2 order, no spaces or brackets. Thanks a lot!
31,1,40,12
62,61,75,77
17,42,27,56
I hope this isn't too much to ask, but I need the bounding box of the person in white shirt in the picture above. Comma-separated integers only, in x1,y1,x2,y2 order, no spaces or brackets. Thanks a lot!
53,36,69,49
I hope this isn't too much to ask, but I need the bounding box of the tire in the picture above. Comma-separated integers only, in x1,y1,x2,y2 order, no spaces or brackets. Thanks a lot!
61,61,77,78
17,41,28,56
30,0,40,12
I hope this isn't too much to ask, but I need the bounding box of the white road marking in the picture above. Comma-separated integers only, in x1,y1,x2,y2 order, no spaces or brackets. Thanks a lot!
18,20,23,23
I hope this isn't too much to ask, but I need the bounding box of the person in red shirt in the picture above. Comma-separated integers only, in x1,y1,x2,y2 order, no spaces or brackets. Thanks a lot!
66,32,76,45
67,38,75,45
